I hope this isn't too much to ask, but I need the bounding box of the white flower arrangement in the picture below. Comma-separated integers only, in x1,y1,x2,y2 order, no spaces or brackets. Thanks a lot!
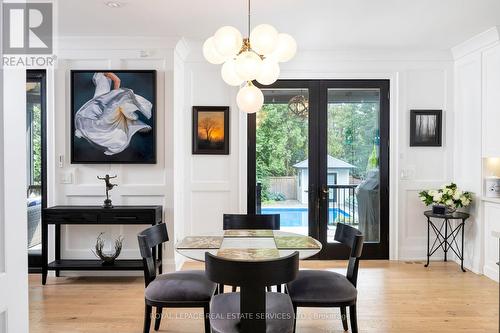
419,183,472,210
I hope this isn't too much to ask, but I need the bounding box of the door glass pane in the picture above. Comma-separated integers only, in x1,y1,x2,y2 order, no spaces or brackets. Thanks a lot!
26,80,42,253
327,89,380,243
257,88,309,236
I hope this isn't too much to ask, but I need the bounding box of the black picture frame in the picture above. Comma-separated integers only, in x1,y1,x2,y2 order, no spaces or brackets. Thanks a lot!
410,109,442,147
70,70,157,164
192,106,230,155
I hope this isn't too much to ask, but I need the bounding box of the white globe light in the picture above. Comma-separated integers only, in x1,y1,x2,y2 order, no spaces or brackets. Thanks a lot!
250,24,279,55
256,58,280,85
221,59,244,86
237,84,264,114
267,33,297,63
213,26,243,58
235,51,262,81
203,37,226,64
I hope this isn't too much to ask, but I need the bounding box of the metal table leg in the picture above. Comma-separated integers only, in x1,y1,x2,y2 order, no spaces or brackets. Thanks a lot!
425,217,430,267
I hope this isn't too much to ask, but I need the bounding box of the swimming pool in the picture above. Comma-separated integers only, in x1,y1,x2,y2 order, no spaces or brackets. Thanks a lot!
261,207,350,227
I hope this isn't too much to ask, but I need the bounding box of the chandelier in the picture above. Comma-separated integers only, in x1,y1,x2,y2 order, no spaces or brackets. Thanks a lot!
202,0,297,114
288,95,309,118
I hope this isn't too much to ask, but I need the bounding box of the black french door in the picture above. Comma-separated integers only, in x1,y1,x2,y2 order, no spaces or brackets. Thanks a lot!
248,79,390,259
27,70,47,272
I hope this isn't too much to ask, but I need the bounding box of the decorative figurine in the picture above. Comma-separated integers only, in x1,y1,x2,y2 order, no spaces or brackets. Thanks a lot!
97,174,118,208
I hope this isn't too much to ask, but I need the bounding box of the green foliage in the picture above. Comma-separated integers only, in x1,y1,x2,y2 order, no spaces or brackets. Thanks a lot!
268,192,286,201
256,101,380,199
256,104,308,199
30,104,42,185
327,103,379,179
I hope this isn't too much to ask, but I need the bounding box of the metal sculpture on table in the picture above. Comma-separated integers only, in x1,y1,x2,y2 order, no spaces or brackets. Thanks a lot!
97,174,118,208
91,232,124,265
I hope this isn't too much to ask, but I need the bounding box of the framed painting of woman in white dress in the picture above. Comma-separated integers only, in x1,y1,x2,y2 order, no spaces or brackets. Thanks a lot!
70,70,156,163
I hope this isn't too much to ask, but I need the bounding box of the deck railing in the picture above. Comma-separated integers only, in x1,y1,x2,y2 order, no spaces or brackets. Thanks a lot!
328,184,358,226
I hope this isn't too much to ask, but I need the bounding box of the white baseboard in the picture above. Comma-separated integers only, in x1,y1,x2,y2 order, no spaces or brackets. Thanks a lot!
484,263,499,282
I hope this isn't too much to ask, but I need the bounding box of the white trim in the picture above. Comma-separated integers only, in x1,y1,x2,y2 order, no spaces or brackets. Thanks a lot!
452,26,500,60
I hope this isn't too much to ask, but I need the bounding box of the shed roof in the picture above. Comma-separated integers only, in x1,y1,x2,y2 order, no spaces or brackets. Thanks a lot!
293,155,356,169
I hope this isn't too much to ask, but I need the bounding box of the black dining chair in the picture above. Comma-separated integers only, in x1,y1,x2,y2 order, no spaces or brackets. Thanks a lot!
223,213,280,230
286,223,364,333
223,213,281,293
205,251,299,333
138,224,217,333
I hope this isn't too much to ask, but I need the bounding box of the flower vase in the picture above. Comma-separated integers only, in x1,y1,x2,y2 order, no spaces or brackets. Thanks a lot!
446,206,457,214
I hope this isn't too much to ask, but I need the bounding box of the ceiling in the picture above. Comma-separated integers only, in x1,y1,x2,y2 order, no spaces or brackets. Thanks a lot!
57,0,500,51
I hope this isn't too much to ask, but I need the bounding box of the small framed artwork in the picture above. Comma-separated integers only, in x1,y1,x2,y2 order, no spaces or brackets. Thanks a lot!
410,110,442,147
71,70,157,164
192,106,230,155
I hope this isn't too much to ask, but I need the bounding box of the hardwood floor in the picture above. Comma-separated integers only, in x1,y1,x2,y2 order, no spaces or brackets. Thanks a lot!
29,260,498,333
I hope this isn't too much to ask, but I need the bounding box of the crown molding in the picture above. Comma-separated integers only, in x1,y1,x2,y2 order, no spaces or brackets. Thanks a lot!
452,26,500,60
55,36,179,50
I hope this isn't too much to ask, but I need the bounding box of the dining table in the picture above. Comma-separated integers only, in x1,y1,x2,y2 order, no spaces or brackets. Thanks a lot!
175,229,322,262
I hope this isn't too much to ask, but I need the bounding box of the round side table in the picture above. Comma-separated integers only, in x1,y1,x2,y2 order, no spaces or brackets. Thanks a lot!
423,210,470,272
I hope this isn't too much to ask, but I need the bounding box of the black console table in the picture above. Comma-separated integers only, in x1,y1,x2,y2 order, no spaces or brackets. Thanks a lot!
424,210,470,272
42,205,163,285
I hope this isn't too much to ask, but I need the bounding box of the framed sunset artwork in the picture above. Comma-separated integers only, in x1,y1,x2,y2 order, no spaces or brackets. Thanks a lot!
70,70,156,164
192,106,229,155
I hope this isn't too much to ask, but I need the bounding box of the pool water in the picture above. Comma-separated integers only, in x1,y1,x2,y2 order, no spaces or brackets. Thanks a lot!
261,207,350,227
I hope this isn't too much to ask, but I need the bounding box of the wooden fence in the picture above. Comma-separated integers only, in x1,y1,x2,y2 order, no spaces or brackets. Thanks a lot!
268,177,297,200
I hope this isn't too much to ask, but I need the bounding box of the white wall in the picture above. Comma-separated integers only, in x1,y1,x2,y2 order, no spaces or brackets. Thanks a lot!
49,37,178,273
0,68,29,333
180,43,455,261
452,27,500,277
454,50,483,273
179,53,245,239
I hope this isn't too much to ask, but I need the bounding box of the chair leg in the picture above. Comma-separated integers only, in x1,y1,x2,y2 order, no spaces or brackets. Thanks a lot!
292,304,297,333
340,307,348,331
154,307,162,331
232,285,237,292
203,304,211,333
267,286,272,292
277,284,282,293
143,304,152,333
219,284,225,294
349,304,358,333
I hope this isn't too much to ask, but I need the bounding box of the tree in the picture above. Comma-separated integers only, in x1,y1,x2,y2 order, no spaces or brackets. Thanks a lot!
256,104,308,200
327,102,378,179
199,118,219,143
255,101,379,200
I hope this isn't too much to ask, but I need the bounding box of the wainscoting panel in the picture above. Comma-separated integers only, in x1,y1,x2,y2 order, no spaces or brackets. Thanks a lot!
484,202,500,281
0,311,5,333
50,41,176,274
190,191,232,236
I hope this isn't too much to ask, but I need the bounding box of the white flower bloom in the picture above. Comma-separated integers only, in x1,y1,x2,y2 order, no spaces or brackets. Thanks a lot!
433,193,443,203
445,199,453,206
453,190,462,200
428,190,437,196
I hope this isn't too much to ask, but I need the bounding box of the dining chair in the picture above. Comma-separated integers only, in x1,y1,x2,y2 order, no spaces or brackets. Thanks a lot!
286,223,364,333
223,213,280,230
138,224,217,333
205,251,299,333
223,213,281,293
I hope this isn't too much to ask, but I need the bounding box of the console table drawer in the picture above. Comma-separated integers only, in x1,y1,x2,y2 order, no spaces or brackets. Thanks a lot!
99,212,153,224
45,212,99,224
